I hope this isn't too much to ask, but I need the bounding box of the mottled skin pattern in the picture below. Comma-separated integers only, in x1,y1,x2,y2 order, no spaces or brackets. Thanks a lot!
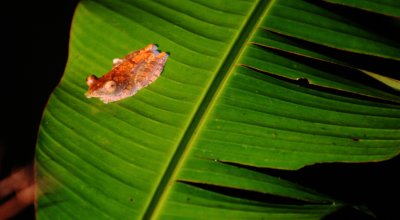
85,44,168,103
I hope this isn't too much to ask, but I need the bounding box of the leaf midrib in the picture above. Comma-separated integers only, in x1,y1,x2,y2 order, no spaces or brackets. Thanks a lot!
142,0,274,219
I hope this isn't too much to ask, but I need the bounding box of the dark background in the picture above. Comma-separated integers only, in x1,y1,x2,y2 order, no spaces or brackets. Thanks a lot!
0,0,399,220
1,0,80,219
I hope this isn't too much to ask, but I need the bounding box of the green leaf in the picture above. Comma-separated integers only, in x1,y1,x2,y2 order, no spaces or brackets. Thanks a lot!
157,183,342,220
36,0,400,219
362,70,400,91
324,0,400,17
261,0,400,60
240,43,400,102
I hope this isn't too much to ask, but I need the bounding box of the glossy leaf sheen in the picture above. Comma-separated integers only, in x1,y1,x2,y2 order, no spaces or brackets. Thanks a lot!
36,0,400,219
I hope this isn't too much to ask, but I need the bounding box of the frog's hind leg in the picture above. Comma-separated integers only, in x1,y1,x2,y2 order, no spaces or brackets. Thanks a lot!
133,52,168,88
155,52,168,69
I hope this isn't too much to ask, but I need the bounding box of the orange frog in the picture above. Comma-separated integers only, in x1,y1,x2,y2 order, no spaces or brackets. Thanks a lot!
85,44,168,103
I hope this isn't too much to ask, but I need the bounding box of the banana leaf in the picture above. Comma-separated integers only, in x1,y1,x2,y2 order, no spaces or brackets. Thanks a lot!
35,0,400,219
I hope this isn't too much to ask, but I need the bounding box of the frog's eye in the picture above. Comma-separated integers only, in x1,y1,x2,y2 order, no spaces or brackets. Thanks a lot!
86,75,98,86
104,80,117,93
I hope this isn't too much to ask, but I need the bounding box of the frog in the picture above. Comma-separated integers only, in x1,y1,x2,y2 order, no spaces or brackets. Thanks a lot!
85,44,168,104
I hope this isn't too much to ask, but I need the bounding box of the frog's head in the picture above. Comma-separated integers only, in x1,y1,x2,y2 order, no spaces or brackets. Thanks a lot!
85,75,125,103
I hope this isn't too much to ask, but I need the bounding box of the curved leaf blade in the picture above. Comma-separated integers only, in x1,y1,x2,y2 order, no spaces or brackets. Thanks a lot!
36,0,400,219
178,158,332,203
262,0,400,60
324,0,400,17
158,183,342,220
362,70,400,91
189,66,400,169
240,44,400,102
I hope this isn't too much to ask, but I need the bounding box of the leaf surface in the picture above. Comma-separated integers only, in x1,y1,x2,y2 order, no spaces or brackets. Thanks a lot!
36,0,400,219
324,0,400,17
